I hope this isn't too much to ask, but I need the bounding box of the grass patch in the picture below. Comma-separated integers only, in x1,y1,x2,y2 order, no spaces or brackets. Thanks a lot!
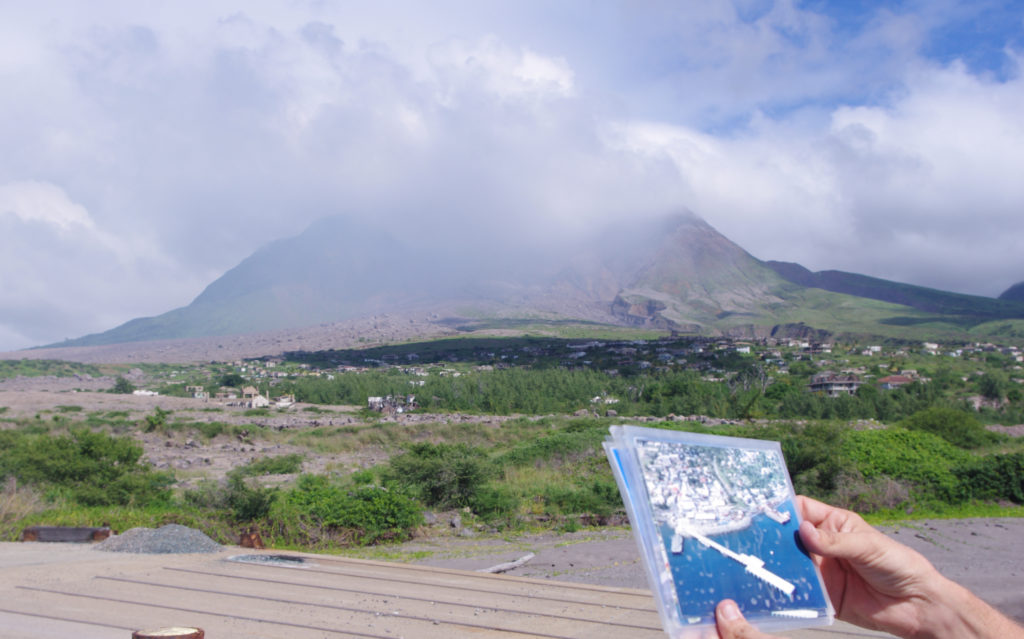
0,478,45,540
229,454,304,478
303,406,335,414
864,502,1024,525
7,503,238,544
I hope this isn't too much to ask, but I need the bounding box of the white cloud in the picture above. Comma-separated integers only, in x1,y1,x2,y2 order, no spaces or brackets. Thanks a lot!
1,1,1023,350
0,181,95,230
0,182,199,350
428,37,575,104
613,55,1024,296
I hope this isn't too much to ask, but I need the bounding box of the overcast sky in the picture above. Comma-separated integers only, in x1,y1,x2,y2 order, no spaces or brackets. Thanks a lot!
2,1,1024,351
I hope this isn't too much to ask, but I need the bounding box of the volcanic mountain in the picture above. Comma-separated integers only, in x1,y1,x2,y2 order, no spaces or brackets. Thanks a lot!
59,211,1024,347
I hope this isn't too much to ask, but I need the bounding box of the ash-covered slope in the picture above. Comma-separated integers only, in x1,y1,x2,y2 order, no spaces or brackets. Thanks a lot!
607,214,788,329
58,211,788,345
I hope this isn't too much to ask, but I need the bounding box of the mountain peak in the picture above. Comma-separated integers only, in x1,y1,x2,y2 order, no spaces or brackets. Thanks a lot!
1000,281,1024,302
51,210,1024,348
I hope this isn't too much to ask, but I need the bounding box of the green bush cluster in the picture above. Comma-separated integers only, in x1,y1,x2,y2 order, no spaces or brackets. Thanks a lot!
956,453,1024,503
384,443,493,508
0,429,173,507
269,475,422,546
896,407,999,449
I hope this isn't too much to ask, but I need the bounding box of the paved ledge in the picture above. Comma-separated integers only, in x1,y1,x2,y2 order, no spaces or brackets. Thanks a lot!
0,542,898,639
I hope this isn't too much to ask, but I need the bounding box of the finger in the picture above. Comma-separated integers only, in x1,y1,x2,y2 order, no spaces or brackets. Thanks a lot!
796,495,842,526
715,600,777,639
799,519,885,565
796,495,865,534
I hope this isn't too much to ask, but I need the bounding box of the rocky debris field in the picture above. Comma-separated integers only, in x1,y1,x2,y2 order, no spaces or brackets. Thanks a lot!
0,380,536,487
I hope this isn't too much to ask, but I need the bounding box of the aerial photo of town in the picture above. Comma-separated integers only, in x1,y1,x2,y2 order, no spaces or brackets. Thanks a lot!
637,439,791,535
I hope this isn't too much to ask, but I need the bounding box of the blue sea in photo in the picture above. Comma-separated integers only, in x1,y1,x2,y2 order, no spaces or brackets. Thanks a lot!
660,499,830,625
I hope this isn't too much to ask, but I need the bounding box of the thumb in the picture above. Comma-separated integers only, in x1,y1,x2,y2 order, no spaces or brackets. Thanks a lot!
716,600,774,639
799,520,882,564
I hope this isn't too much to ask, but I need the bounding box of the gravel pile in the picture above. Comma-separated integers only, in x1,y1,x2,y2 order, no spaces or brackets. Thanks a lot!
95,524,222,554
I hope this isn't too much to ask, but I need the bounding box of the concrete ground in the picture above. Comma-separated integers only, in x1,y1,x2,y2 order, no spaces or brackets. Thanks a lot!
0,542,665,639
1,516,1021,639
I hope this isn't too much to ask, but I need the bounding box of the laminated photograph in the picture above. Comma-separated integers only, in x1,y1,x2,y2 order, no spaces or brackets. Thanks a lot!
604,425,833,638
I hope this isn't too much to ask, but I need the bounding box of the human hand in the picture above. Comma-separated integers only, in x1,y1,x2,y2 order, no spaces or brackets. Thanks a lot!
716,497,1022,639
795,495,941,635
795,496,1024,639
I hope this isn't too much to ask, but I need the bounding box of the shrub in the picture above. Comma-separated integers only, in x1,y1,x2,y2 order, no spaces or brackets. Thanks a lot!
349,469,375,485
897,407,997,449
832,470,912,513
841,428,969,501
0,429,174,507
0,478,44,540
271,475,422,546
541,478,620,518
143,407,171,433
955,453,1024,503
195,421,228,439
385,443,493,508
495,429,605,468
470,485,520,524
225,475,278,522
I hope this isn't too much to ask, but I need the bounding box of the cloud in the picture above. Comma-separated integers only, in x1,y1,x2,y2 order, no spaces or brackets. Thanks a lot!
1,1,1023,350
614,53,1024,296
0,181,201,349
428,37,575,102
0,181,95,230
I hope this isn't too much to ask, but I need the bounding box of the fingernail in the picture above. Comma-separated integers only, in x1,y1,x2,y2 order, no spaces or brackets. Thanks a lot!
719,600,741,621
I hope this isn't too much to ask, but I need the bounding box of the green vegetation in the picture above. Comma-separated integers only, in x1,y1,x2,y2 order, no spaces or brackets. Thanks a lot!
2,334,1022,551
0,359,103,380
228,454,304,478
269,475,423,546
112,376,136,394
384,443,493,508
0,429,173,507
897,407,997,449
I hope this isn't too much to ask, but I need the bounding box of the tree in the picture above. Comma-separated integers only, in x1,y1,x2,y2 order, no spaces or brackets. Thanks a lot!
219,373,246,388
978,372,1009,402
112,376,135,394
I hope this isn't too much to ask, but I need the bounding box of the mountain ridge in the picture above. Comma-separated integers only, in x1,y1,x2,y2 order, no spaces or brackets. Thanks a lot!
52,211,1024,349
